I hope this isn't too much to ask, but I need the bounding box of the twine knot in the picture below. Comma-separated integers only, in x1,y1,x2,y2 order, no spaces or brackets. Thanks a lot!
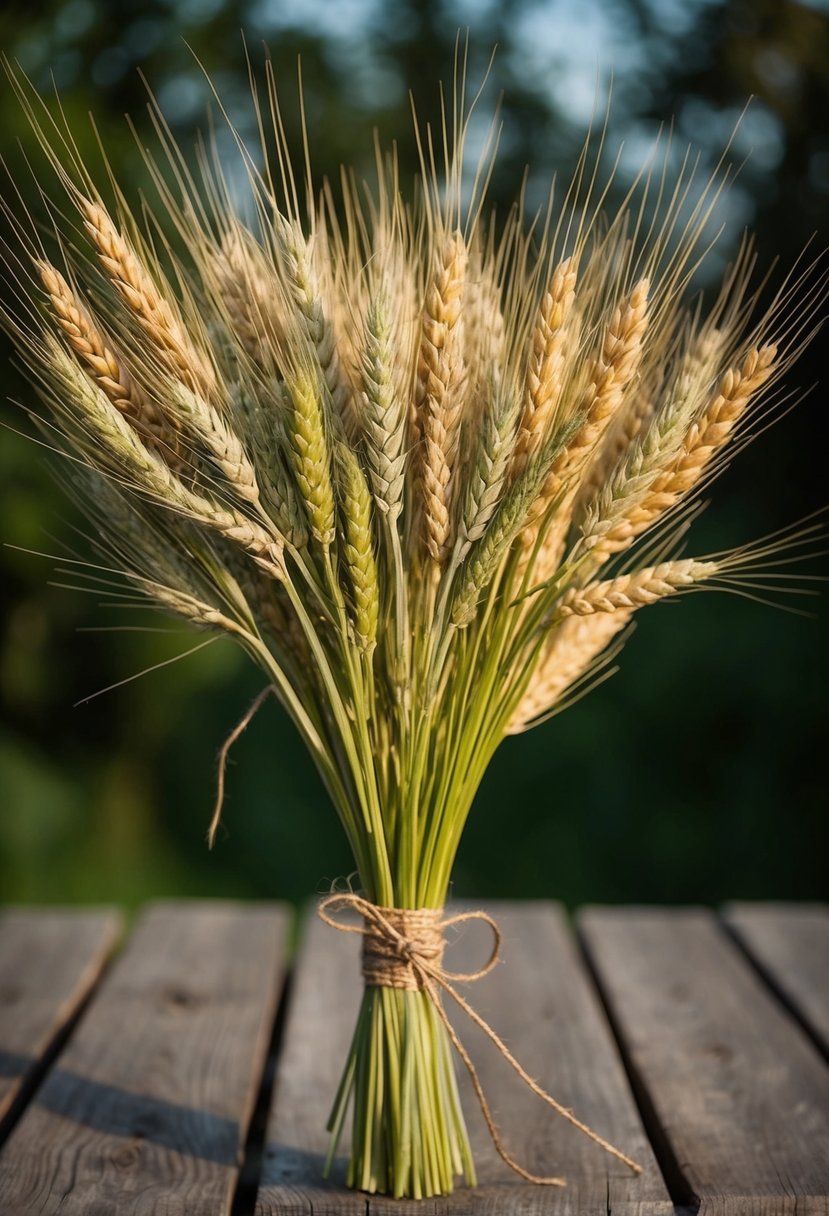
361,906,445,988
318,893,643,1187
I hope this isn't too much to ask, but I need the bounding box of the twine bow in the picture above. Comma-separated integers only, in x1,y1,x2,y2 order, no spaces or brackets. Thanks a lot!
318,893,643,1186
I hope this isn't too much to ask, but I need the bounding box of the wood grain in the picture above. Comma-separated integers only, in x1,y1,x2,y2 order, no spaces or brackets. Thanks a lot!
256,901,672,1215
0,901,289,1216
580,906,829,1216
0,907,121,1140
725,902,829,1058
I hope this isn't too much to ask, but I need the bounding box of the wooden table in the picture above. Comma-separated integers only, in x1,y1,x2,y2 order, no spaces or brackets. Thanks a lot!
0,901,826,1214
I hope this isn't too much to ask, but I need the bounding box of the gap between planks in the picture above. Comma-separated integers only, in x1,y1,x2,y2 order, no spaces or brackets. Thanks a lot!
723,902,829,1063
579,905,829,1216
0,906,122,1144
230,967,296,1216
0,900,291,1216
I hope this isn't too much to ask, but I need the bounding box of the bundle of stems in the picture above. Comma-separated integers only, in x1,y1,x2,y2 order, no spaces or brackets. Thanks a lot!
1,58,824,1198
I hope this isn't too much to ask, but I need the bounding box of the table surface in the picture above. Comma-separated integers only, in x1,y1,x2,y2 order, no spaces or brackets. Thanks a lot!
0,900,826,1215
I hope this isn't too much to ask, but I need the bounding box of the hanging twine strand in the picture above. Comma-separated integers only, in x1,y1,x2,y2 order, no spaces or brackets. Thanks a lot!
318,893,643,1186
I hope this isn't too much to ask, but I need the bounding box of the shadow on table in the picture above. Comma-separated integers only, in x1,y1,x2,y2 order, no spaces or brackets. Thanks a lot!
259,1142,348,1188
25,1067,243,1166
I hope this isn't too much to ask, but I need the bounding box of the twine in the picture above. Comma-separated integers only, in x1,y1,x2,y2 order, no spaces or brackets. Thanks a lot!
208,685,276,848
318,894,643,1186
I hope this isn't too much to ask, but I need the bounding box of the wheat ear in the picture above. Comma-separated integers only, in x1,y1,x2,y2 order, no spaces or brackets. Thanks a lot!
417,231,467,564
80,204,265,510
213,230,281,366
507,611,631,732
147,582,251,637
663,343,777,489
360,294,407,520
616,344,777,540
36,261,173,449
450,421,577,629
170,384,261,506
550,278,650,486
77,208,263,505
276,218,350,421
512,257,577,478
556,558,717,617
286,372,336,547
577,334,725,560
228,378,309,547
461,247,506,418
521,278,650,578
80,472,239,622
80,197,214,397
580,302,708,510
578,385,654,507
52,342,284,578
457,382,521,558
337,442,380,652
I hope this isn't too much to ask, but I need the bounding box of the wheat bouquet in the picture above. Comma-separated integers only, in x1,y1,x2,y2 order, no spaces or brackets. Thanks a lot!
1,59,822,1198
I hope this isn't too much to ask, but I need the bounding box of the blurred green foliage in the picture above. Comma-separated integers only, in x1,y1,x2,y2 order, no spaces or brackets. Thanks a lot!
0,0,826,910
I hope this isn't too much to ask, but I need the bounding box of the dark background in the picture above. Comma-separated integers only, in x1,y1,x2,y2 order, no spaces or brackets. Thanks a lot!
0,0,826,910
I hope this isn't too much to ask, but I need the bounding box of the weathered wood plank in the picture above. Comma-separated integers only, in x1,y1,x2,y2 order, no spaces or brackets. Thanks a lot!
0,907,122,1139
256,901,672,1215
580,906,829,1216
0,901,290,1216
725,902,829,1058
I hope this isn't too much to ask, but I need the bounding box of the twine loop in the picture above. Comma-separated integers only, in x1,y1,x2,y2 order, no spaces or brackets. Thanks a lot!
355,903,500,990
318,893,643,1187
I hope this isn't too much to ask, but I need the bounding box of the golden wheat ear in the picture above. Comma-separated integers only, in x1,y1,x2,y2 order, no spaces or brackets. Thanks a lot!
417,230,468,565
